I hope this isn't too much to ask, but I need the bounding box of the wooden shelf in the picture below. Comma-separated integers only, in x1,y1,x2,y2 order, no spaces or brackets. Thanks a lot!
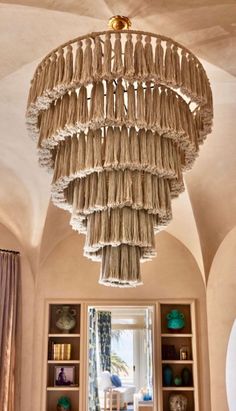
162,360,193,364
159,301,199,411
162,387,194,391
161,333,192,338
48,360,80,364
48,333,80,337
46,303,82,411
47,386,80,391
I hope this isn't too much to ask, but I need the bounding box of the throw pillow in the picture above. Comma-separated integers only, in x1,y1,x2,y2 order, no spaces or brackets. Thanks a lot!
111,374,122,387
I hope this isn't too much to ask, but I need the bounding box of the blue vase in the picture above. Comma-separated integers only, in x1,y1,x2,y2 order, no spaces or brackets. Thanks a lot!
181,367,192,386
163,365,173,386
166,309,185,330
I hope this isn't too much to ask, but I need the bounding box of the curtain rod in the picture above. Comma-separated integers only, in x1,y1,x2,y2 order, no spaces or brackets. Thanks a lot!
0,248,20,254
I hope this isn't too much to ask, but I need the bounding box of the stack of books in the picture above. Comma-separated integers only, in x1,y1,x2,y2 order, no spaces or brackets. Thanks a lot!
52,343,72,360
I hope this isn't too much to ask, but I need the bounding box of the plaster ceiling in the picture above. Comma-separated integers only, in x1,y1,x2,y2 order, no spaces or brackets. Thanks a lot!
0,1,235,283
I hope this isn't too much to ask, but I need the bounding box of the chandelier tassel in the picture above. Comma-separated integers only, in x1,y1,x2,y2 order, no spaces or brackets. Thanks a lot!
112,33,123,76
146,130,156,172
155,38,164,80
104,127,114,168
46,53,57,90
77,131,86,172
103,33,112,79
134,34,148,79
181,50,191,94
115,79,125,123
173,45,181,86
145,35,154,76
73,41,83,84
165,41,174,84
63,45,73,85
55,48,65,87
67,90,77,129
93,36,103,80
77,86,88,127
137,83,146,128
93,129,103,171
70,134,79,176
106,81,115,123
124,33,135,78
81,38,93,84
130,127,140,169
93,81,104,125
145,82,153,128
85,129,94,171
127,83,136,125
120,125,131,168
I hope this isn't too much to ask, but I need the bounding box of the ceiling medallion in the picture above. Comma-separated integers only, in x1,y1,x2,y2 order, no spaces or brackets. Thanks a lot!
26,17,213,287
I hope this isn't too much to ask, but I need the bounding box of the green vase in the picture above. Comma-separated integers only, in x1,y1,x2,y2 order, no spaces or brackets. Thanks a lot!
174,375,182,386
166,309,185,330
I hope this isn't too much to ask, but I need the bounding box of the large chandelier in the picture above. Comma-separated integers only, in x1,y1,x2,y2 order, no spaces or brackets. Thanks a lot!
26,16,213,287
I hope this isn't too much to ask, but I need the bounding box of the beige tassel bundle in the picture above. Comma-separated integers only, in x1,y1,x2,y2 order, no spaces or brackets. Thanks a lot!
134,34,148,79
63,45,73,85
81,38,93,84
103,33,112,79
136,83,146,128
93,36,103,80
55,48,65,86
112,33,123,77
115,79,125,123
127,83,136,125
73,41,83,84
155,38,164,80
77,86,88,127
124,33,135,79
145,35,154,76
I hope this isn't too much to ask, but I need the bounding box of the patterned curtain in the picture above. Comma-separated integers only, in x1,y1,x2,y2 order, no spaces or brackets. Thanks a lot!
0,251,20,411
98,311,111,372
88,308,100,411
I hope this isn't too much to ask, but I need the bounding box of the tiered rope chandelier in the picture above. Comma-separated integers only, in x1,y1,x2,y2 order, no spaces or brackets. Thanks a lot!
26,16,213,287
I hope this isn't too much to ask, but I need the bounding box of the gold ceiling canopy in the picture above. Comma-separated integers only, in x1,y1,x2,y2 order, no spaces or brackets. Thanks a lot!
26,17,213,287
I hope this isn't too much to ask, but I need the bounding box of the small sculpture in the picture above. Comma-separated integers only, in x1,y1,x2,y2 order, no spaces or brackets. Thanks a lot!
56,306,76,333
169,393,188,411
57,396,71,411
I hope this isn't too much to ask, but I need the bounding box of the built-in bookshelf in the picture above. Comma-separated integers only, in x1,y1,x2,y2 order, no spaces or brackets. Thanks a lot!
157,301,199,411
43,300,199,411
45,303,81,411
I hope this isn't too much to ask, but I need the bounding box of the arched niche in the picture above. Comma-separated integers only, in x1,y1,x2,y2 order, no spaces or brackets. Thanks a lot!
226,319,236,410
207,226,236,411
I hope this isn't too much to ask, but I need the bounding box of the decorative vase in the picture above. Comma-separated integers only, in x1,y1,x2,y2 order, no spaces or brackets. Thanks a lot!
169,393,188,411
166,309,185,330
174,375,182,386
163,365,173,386
56,306,76,333
181,367,192,386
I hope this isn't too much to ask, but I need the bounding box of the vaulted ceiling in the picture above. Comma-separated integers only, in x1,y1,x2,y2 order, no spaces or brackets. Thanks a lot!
0,0,236,283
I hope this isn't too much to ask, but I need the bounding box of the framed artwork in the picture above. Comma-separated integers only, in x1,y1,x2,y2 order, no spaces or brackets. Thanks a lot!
54,366,75,386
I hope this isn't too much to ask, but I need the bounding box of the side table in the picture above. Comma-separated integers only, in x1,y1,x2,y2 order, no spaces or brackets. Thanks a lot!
104,388,121,411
